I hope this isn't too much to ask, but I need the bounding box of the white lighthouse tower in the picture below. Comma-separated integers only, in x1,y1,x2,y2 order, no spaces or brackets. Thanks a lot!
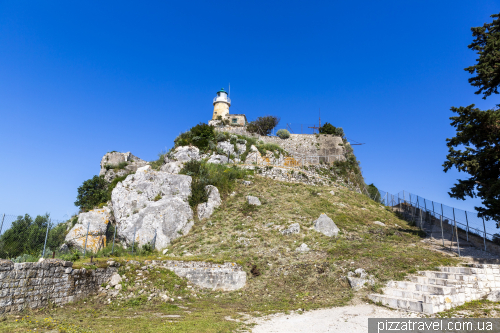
212,88,231,120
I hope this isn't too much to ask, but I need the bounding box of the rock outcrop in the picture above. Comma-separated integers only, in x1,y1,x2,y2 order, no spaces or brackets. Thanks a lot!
281,223,300,235
99,152,147,182
64,207,111,253
197,185,221,220
313,213,339,237
161,146,201,174
111,165,194,250
246,196,261,206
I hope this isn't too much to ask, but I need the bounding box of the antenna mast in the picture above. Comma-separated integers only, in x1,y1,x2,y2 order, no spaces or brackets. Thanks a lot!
319,108,321,128
228,83,230,98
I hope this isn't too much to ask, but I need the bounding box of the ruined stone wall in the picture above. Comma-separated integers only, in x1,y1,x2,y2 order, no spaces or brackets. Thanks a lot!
0,259,116,314
258,134,345,157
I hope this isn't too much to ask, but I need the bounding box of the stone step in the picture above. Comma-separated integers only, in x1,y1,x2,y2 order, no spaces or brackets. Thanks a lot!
385,280,457,295
440,266,500,275
368,294,426,313
418,271,485,282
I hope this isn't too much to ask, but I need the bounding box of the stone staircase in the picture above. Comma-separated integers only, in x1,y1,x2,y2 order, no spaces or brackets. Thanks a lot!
368,264,500,314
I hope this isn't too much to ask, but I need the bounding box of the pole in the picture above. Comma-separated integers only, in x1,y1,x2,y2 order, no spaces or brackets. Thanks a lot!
424,200,428,223
453,208,460,257
418,198,423,230
111,224,117,255
440,204,445,247
132,226,136,255
482,217,487,252
465,211,469,242
42,218,50,258
0,214,5,236
153,229,157,250
83,222,90,257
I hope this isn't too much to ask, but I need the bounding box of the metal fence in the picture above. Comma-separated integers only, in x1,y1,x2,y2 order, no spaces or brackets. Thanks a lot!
364,190,500,256
0,214,158,261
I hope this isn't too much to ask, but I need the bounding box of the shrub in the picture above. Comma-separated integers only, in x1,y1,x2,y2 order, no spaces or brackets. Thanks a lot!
174,123,216,152
319,122,345,137
180,161,248,208
150,151,167,171
216,132,227,142
75,176,110,211
247,116,280,136
236,139,246,144
105,161,129,170
276,129,290,139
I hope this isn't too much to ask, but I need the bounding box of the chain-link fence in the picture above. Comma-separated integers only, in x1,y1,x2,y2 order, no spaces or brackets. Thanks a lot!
363,190,500,257
0,214,158,262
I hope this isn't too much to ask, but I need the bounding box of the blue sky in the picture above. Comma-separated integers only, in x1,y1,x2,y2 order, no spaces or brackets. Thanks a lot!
0,0,499,221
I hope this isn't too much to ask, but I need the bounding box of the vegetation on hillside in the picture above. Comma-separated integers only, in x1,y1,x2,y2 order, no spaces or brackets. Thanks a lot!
319,122,345,137
74,174,130,212
3,177,460,333
0,214,67,259
444,12,500,222
246,115,280,136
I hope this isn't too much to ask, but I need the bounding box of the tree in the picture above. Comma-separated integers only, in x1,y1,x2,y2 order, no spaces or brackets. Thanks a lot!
247,116,280,136
319,122,345,137
443,12,500,222
0,214,49,258
366,183,383,203
74,175,109,211
465,13,500,99
443,104,500,222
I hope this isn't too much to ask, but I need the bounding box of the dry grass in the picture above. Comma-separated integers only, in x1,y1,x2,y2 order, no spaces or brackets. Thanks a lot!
2,176,461,332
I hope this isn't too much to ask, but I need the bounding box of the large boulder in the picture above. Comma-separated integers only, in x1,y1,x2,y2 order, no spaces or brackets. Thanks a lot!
313,213,339,237
208,154,234,164
197,185,222,220
99,152,147,182
64,207,111,253
217,141,246,157
111,165,194,250
160,146,201,174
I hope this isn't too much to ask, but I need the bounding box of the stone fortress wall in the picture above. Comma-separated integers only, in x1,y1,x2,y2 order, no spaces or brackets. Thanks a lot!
0,259,116,315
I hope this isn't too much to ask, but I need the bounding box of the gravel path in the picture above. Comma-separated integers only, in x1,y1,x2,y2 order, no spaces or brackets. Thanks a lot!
250,304,421,333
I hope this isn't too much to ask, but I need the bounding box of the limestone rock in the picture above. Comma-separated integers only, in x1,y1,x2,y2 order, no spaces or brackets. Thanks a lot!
217,141,235,156
347,268,375,290
281,223,300,235
373,221,386,226
207,154,234,164
246,196,261,206
160,161,183,174
197,185,222,220
242,180,252,185
109,273,122,287
313,213,339,237
99,152,147,182
330,190,335,195
295,243,310,252
111,165,194,250
487,291,500,302
165,146,200,164
64,207,111,253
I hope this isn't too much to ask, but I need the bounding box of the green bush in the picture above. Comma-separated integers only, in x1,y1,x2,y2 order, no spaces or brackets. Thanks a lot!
276,129,290,139
247,116,280,136
75,176,110,211
105,161,129,170
180,160,248,208
150,151,167,171
319,122,345,137
216,132,227,142
174,123,216,152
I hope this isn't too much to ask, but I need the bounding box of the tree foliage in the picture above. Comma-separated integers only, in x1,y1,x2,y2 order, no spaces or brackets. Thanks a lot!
319,122,345,137
443,12,500,223
0,214,67,259
174,123,215,151
465,13,500,99
74,175,109,211
443,104,500,222
247,116,280,136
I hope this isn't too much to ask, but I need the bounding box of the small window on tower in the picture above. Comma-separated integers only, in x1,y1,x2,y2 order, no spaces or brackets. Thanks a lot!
232,118,237,124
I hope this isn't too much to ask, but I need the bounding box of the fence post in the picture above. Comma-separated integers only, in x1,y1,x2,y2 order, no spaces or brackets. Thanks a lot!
440,204,445,247
0,214,5,236
482,217,487,252
453,208,461,257
42,218,51,258
424,200,428,223
418,198,423,230
83,222,90,257
153,229,157,250
465,211,469,242
132,226,137,255
111,224,117,255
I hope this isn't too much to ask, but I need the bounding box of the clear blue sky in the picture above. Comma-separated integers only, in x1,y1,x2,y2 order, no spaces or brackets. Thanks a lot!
1,0,499,221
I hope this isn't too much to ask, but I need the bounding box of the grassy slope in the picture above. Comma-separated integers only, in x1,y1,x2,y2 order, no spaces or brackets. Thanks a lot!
3,176,460,333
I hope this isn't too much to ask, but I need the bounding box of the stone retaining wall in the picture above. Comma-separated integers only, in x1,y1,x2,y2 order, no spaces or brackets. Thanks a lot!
148,260,246,291
0,259,116,314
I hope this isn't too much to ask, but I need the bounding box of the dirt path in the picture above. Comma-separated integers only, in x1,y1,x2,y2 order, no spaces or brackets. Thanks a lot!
250,304,421,333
